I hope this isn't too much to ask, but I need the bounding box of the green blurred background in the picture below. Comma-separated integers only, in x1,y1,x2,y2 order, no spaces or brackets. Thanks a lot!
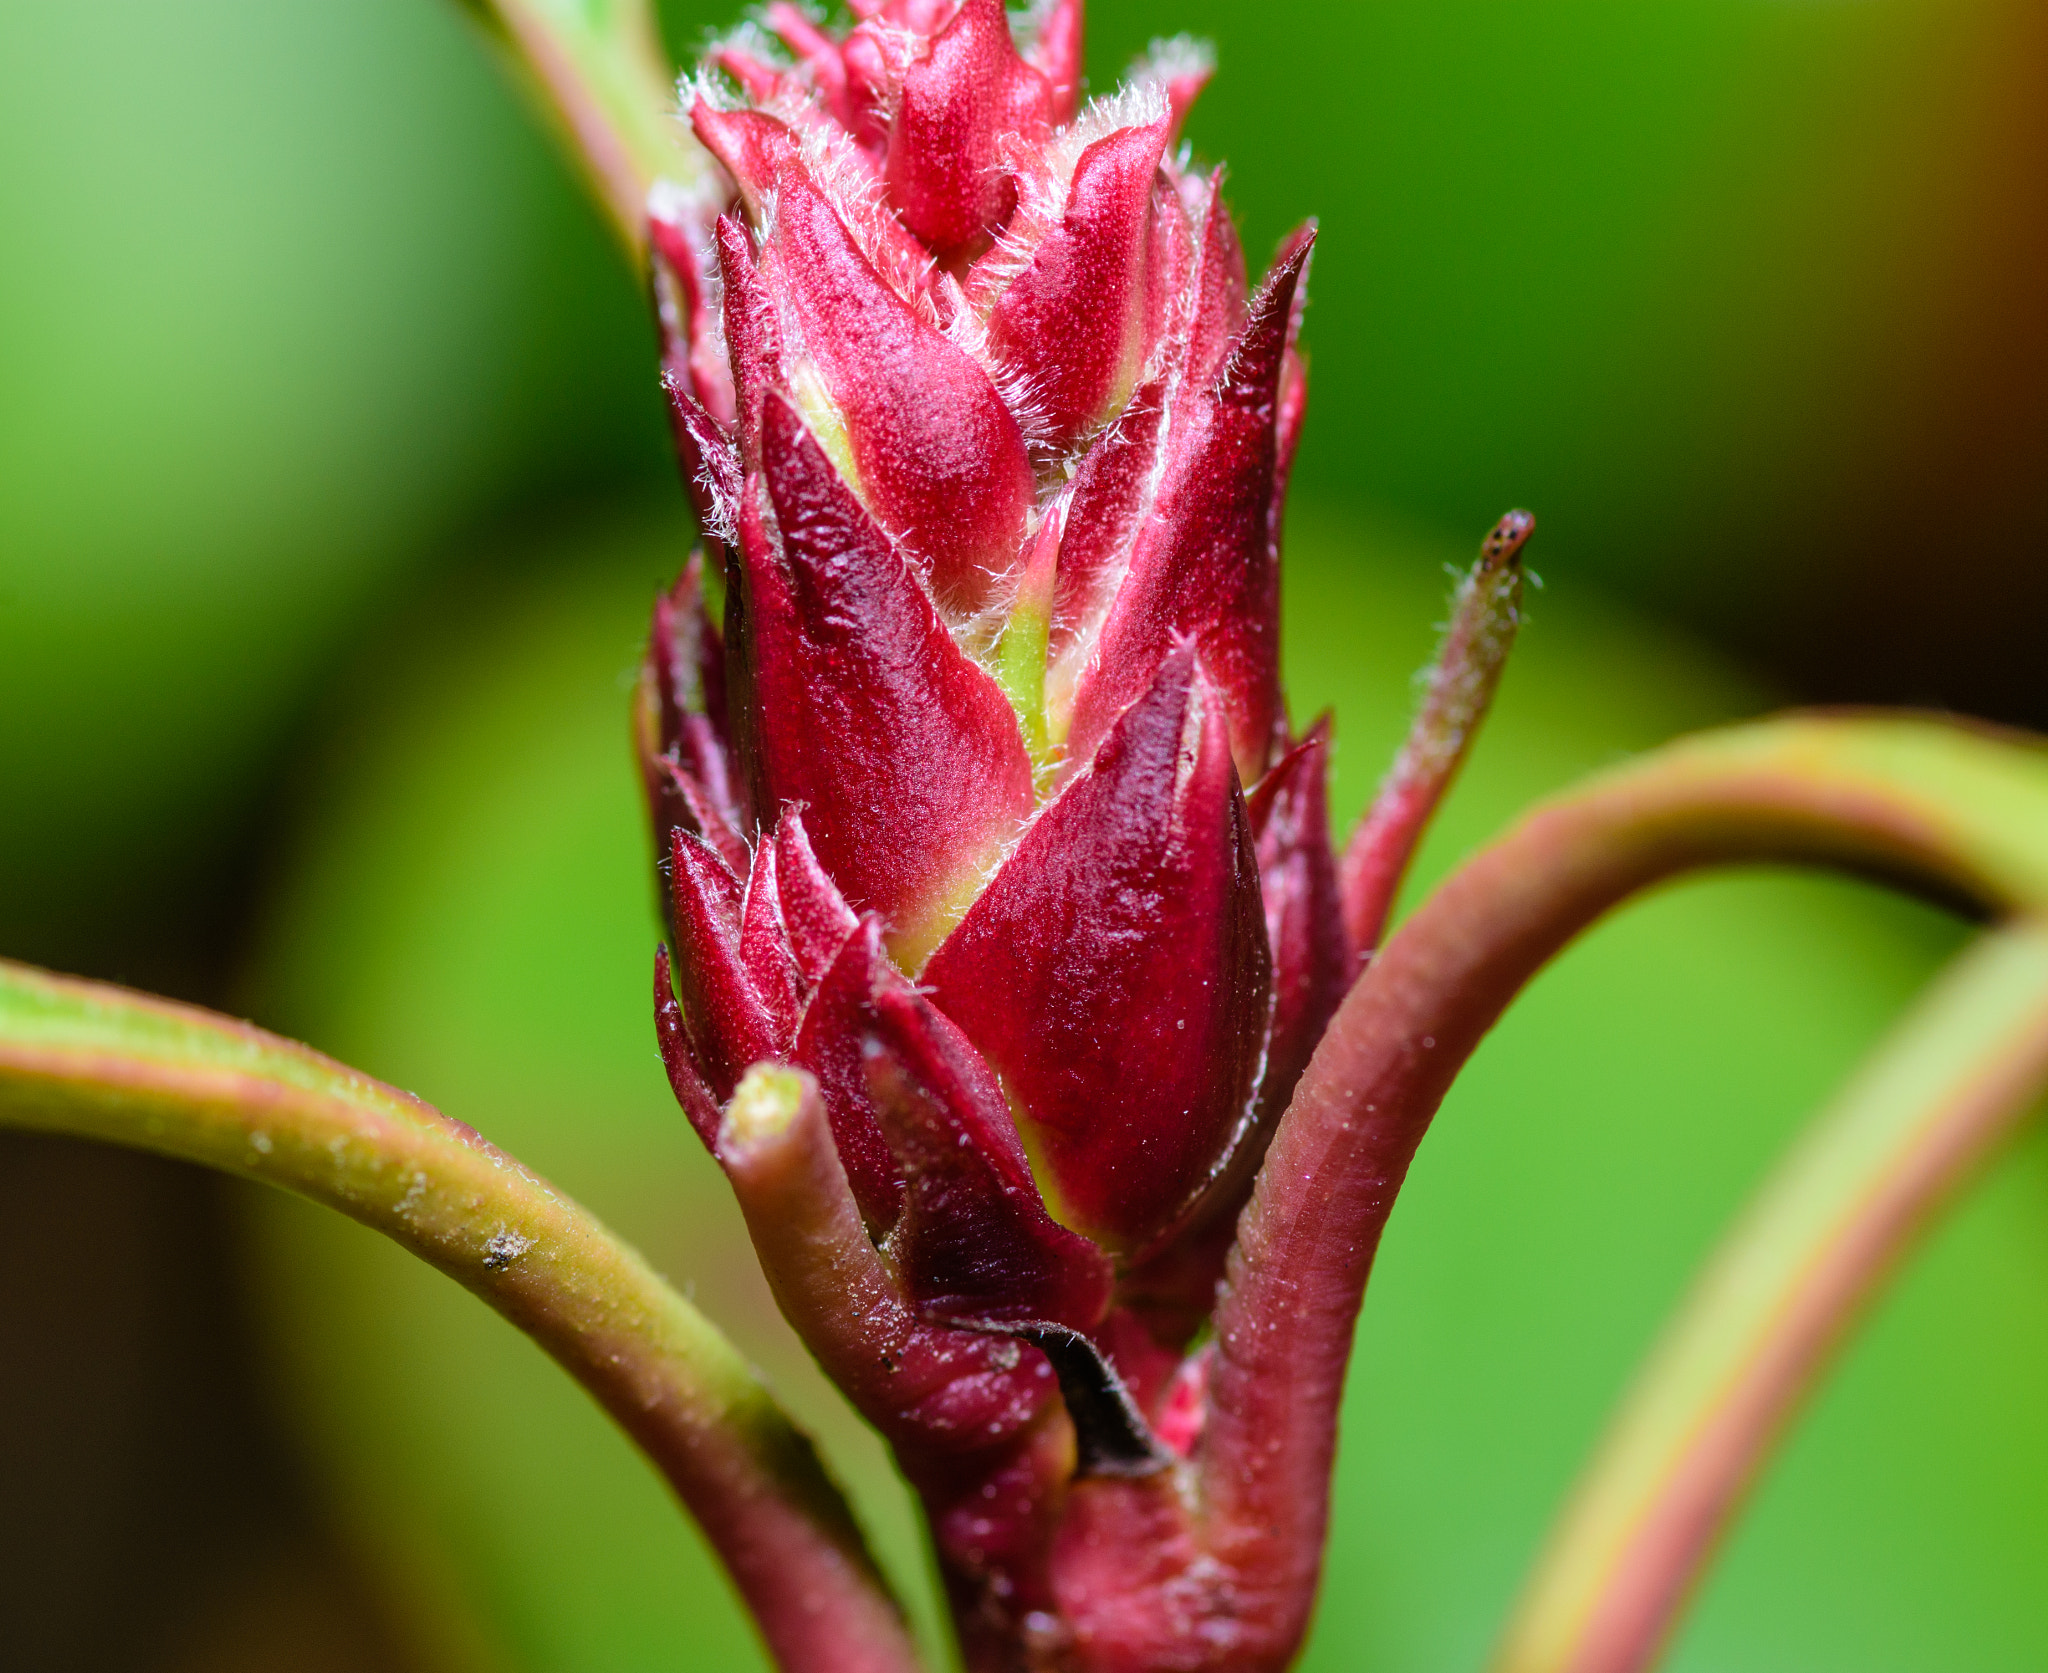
2,1,2045,1668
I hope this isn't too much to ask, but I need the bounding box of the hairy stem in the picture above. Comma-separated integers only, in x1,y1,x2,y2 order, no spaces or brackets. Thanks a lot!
1200,714,2048,1657
1339,510,1533,961
1491,915,2048,1673
0,959,921,1673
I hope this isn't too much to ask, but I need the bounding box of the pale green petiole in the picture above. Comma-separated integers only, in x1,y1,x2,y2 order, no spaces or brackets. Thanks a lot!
456,0,702,260
1492,916,2048,1673
0,958,921,1673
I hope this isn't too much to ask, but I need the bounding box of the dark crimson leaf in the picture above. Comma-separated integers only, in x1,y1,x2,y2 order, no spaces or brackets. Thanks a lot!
1065,227,1316,786
733,396,1033,960
924,645,1273,1251
984,118,1169,445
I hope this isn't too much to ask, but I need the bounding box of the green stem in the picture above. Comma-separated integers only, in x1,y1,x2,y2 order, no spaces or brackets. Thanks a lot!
1491,917,2048,1673
0,958,922,1673
455,0,700,258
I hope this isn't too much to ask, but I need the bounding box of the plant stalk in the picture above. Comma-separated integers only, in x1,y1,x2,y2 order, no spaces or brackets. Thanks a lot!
1199,714,2048,1657
1491,914,2048,1673
1339,510,1533,960
458,0,699,257
0,959,921,1673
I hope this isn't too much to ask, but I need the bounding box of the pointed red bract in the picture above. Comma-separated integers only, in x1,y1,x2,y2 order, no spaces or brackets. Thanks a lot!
924,647,1272,1251
712,45,788,107
716,215,786,471
772,811,860,985
791,917,909,1232
648,556,728,751
667,830,786,1098
649,193,734,430
655,945,724,1147
886,0,1053,251
1247,718,1348,1126
865,983,1113,1330
1140,172,1196,374
766,172,1034,612
1183,171,1251,393
651,752,749,877
765,3,853,125
985,119,1170,446
1143,45,1213,144
1274,349,1309,514
1113,723,1348,1347
692,103,800,219
839,26,893,156
1044,376,1170,729
1026,0,1084,124
639,561,748,876
1267,219,1315,523
1065,227,1316,786
738,836,803,1041
736,396,1034,953
660,377,743,545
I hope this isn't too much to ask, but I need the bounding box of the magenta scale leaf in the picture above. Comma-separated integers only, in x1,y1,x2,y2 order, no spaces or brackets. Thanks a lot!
983,117,1171,445
924,645,1273,1251
736,395,1035,949
1067,227,1316,787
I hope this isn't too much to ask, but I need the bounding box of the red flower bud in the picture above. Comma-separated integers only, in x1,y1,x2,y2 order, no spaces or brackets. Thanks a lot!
650,0,1335,1328
635,4,1361,1651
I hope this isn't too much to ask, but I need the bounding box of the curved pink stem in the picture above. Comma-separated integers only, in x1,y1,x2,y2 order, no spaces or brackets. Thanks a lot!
1199,714,2048,1659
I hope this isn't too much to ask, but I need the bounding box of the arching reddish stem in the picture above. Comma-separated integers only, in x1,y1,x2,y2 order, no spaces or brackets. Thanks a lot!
1192,715,2048,1662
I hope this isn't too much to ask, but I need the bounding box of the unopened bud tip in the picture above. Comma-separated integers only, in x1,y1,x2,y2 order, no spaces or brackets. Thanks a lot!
721,1064,810,1152
1481,510,1536,572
